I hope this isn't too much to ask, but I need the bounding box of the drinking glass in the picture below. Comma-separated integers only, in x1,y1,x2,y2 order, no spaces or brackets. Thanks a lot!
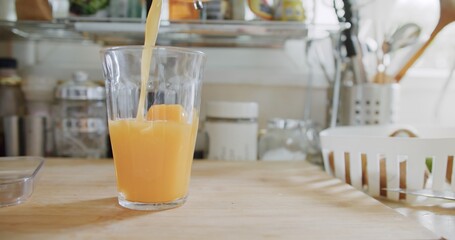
100,46,206,210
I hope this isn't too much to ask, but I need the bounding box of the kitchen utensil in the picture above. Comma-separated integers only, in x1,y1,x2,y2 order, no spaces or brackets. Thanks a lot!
394,0,455,82
320,124,455,201
383,188,455,201
334,0,368,84
0,156,45,207
384,23,421,54
374,23,421,84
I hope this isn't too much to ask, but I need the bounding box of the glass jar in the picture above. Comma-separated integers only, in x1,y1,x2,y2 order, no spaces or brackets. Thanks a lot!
53,71,107,158
300,119,323,165
258,118,307,161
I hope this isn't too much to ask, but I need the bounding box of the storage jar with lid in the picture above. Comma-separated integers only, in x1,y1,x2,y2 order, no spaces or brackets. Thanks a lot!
53,71,107,158
205,101,258,161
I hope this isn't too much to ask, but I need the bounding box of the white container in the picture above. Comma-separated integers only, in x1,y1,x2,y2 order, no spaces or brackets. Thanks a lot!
320,124,455,202
205,101,258,161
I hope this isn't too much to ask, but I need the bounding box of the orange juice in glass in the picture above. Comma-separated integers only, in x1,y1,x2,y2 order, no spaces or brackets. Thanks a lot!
101,46,206,210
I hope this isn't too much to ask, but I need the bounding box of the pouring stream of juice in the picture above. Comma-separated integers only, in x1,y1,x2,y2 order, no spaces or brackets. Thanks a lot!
136,0,163,120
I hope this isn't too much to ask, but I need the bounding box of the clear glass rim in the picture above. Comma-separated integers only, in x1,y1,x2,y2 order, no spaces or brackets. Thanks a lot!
100,45,206,58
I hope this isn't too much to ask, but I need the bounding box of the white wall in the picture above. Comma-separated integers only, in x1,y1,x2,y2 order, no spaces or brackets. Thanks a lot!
7,39,323,129
5,37,455,131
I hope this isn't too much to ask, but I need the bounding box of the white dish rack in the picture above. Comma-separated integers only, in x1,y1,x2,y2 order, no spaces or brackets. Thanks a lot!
320,125,455,201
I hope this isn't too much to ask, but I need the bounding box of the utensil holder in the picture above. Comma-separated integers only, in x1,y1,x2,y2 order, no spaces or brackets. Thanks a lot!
337,83,400,126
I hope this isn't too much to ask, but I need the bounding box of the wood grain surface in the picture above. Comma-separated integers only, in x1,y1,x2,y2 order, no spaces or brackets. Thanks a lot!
0,159,439,239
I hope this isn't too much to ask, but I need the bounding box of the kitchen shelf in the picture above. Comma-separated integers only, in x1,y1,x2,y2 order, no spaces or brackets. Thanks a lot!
0,18,346,47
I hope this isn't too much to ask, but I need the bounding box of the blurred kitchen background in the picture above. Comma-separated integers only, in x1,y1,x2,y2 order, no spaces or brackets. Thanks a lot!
0,0,454,160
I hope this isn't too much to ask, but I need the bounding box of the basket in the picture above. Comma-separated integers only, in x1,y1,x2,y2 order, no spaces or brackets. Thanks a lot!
319,124,455,201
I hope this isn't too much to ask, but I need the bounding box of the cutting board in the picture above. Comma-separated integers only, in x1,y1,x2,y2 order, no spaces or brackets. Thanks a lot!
0,159,438,239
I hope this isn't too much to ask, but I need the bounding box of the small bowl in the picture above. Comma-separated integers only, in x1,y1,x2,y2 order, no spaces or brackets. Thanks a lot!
0,157,45,207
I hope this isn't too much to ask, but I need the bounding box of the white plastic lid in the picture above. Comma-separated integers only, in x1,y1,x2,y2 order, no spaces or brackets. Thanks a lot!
55,71,105,100
206,101,258,119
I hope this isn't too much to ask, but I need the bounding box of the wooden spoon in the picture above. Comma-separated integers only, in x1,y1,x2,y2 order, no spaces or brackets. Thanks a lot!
394,0,455,82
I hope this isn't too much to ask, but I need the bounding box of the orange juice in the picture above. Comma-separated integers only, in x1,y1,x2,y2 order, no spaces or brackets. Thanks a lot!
109,104,198,203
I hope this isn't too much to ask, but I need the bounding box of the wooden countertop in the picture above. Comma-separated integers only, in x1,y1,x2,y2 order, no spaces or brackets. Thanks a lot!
379,199,455,240
0,159,440,239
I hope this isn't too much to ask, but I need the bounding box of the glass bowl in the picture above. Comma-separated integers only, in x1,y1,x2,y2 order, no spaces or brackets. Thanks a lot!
0,157,45,207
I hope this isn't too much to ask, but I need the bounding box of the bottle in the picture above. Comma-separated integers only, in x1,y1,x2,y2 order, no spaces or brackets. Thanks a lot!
0,58,26,117
21,68,57,156
0,57,26,156
205,101,258,161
